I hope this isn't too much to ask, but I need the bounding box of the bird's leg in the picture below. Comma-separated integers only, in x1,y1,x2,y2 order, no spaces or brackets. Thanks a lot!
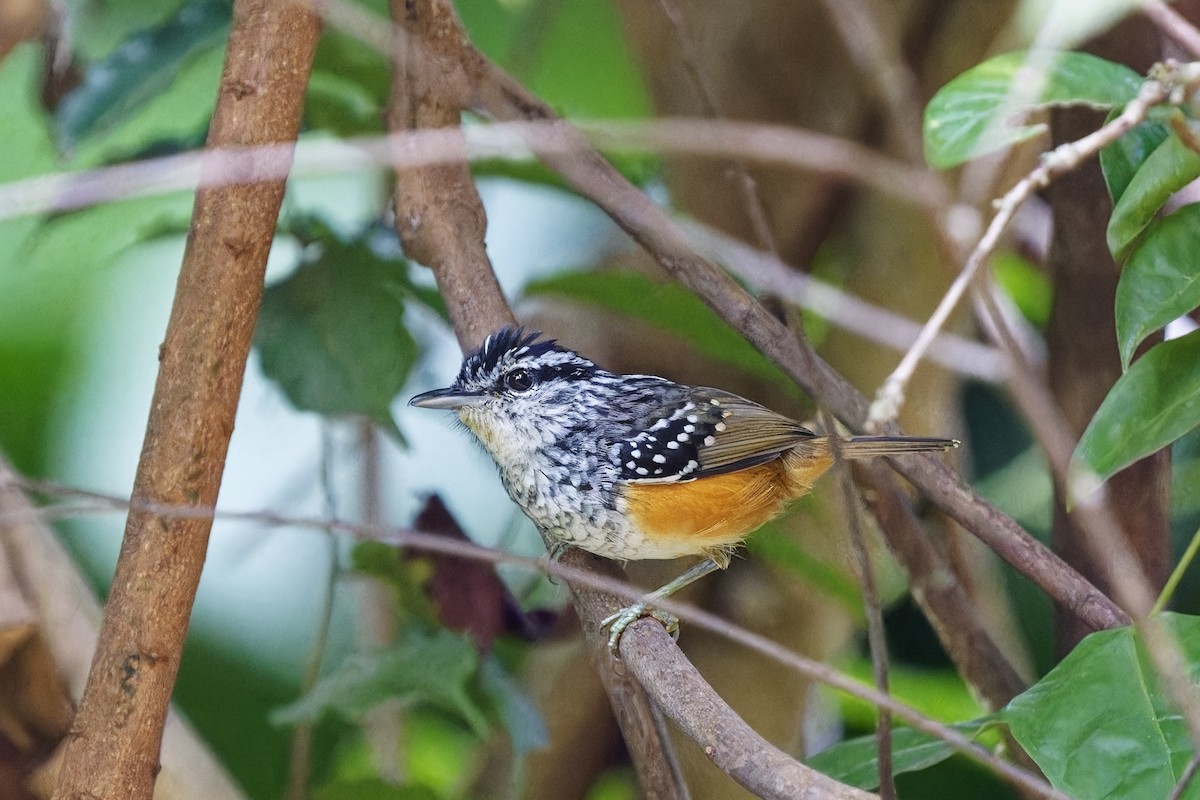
601,558,722,655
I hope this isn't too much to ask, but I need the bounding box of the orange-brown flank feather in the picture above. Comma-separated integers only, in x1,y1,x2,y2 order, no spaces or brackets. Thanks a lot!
621,449,834,564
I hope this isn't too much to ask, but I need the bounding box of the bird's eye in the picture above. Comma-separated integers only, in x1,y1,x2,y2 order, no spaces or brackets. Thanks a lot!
503,368,534,392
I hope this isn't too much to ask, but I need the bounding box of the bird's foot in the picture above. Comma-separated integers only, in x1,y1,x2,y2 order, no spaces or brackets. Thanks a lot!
600,603,679,655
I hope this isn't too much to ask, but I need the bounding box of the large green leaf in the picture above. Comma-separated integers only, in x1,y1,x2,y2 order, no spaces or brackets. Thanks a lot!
1072,329,1200,485
55,0,231,151
1100,117,1171,204
924,51,1142,169
1115,204,1200,369
272,628,489,736
1004,613,1200,799
254,228,421,437
1108,128,1200,260
458,0,650,120
807,720,996,790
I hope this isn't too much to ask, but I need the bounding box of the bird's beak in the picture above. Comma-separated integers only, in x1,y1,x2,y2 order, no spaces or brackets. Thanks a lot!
409,387,486,410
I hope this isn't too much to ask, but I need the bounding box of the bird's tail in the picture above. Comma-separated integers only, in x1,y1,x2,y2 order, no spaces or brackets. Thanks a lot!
833,436,958,459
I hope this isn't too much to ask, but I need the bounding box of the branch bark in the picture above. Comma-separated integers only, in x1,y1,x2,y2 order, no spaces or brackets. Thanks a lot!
386,1,689,797
50,2,320,797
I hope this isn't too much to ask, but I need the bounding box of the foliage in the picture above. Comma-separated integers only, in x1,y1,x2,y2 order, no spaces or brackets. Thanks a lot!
925,50,1200,492
812,613,1200,798
254,221,439,438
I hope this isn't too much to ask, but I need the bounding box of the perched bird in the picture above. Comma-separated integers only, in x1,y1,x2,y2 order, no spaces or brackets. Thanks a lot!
410,327,956,650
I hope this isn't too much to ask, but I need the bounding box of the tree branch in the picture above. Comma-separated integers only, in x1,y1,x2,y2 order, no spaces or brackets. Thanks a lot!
386,1,689,796
49,2,321,798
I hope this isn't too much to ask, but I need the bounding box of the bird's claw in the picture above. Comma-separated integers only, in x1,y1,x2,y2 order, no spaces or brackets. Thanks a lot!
600,603,680,655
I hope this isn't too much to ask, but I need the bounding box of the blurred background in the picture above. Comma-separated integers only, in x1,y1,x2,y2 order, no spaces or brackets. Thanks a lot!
3,0,1200,798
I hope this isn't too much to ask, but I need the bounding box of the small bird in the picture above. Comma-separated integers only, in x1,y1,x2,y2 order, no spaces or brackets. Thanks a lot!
410,328,956,650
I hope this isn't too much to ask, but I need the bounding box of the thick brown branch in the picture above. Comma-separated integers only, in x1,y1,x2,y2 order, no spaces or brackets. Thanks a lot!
49,3,321,798
387,2,688,797
619,621,878,800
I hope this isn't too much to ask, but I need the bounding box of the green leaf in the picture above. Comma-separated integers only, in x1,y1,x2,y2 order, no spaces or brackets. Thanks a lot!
1104,123,1200,260
314,781,440,800
458,0,650,120
272,628,489,736
55,0,231,151
992,251,1052,326
924,50,1143,169
255,229,421,437
1003,613,1200,798
25,194,195,273
1116,204,1200,368
522,270,796,391
1108,128,1200,260
807,720,996,790
1072,329,1200,486
1100,117,1171,204
477,655,547,757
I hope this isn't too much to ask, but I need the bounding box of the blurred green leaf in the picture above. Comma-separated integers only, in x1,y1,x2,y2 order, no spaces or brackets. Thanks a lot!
1072,329,1200,486
458,0,649,120
478,655,547,757
992,251,1051,326
307,29,390,136
1115,204,1200,369
24,194,195,272
807,720,996,790
314,781,440,800
273,628,489,737
744,524,862,614
522,270,795,390
350,540,438,623
1100,117,1171,204
1004,613,1200,798
924,51,1142,169
1108,128,1200,260
255,228,422,437
56,0,230,151
838,660,984,732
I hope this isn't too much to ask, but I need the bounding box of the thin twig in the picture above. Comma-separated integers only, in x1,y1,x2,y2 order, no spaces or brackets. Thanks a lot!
972,265,1200,757
868,74,1173,427
656,0,780,255
1168,754,1200,800
825,412,896,800
1141,0,1200,60
1153,523,1200,614
813,0,925,163
0,119,945,223
285,426,342,800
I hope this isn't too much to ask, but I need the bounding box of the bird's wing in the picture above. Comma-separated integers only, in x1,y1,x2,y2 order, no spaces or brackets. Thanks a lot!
615,387,816,483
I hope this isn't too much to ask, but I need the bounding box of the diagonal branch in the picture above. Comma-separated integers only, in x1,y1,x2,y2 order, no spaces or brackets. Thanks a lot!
50,2,322,798
467,52,1129,634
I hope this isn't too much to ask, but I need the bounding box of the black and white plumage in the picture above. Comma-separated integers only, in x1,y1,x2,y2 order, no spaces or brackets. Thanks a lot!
409,328,953,562
411,327,958,647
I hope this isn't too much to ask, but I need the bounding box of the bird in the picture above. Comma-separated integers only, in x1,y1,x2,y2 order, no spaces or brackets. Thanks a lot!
410,327,957,651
